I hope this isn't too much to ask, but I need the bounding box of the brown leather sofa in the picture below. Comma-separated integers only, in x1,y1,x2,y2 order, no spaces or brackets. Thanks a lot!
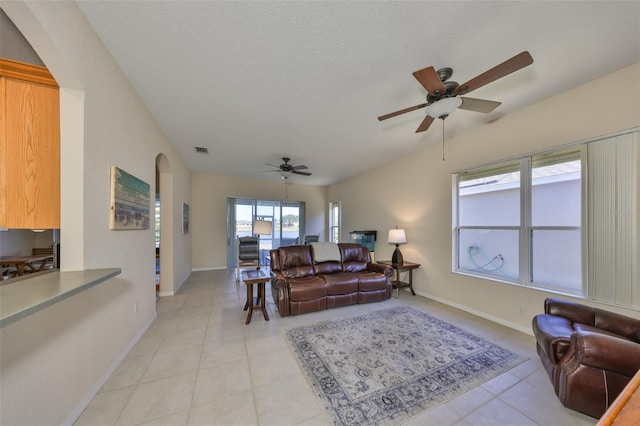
269,243,393,316
532,298,640,418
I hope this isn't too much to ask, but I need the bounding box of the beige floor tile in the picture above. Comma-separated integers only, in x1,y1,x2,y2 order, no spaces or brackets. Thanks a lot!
249,347,301,387
245,332,287,356
205,322,245,343
172,314,210,333
141,346,202,383
75,387,135,426
508,358,542,379
402,403,460,426
116,372,196,426
126,332,165,358
498,380,596,425
209,305,244,326
192,358,252,406
138,410,189,426
446,385,494,418
479,371,520,396
254,375,323,426
187,391,258,426
295,414,332,426
156,327,206,353
456,397,537,426
101,354,153,393
200,338,247,369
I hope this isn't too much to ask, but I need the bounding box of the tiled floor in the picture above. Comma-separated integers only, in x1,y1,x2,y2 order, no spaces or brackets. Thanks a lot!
75,269,597,425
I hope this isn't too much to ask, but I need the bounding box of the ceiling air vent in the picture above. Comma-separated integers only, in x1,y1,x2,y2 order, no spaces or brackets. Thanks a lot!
194,146,209,154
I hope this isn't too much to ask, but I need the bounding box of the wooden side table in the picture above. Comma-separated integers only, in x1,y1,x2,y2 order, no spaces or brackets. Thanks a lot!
241,269,271,324
377,261,420,298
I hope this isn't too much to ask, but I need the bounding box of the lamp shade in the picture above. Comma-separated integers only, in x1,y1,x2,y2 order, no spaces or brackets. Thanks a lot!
388,228,407,244
254,219,272,236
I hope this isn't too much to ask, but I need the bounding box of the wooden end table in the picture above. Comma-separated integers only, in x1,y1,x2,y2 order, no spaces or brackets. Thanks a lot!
241,269,271,324
377,260,420,298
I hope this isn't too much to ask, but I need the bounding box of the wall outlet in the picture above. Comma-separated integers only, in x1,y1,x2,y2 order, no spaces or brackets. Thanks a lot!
134,301,139,313
519,306,527,316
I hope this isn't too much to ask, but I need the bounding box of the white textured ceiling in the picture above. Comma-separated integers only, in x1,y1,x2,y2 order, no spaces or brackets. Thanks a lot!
76,1,640,186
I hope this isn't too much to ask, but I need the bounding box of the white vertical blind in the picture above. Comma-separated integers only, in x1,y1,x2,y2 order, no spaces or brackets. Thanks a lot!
587,131,639,308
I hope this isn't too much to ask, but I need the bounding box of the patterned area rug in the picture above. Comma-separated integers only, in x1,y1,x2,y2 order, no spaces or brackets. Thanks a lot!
286,305,527,426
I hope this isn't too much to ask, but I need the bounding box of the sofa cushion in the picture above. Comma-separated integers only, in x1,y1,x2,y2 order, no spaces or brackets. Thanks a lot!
320,272,358,295
340,243,370,273
288,276,327,302
357,271,389,292
313,261,342,275
278,245,315,278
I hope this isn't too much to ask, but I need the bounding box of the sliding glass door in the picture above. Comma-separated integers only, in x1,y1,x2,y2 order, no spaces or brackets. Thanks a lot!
227,198,306,268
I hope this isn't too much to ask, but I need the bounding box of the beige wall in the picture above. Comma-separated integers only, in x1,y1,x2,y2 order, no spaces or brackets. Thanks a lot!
0,2,192,424
191,173,327,269
329,63,640,333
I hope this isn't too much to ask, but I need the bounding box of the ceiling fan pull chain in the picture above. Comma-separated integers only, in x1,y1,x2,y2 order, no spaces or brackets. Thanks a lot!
442,119,446,161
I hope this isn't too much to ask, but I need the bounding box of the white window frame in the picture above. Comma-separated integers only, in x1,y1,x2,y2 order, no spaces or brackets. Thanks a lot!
452,148,584,295
329,201,341,243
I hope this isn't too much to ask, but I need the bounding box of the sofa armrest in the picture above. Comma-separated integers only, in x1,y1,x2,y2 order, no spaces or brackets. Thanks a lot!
368,262,393,278
532,313,574,363
271,272,288,290
564,329,640,377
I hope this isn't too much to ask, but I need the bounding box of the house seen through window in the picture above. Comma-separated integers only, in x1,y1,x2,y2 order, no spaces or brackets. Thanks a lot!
454,148,582,295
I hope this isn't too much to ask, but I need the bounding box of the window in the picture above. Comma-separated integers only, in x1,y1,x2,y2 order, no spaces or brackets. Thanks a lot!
329,201,341,243
454,148,582,295
454,130,640,309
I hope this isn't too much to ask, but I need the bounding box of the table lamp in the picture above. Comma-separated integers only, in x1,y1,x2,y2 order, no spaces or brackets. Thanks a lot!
388,226,407,265
254,219,272,270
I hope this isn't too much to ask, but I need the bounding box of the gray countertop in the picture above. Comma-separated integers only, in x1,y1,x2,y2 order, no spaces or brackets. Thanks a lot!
0,268,122,328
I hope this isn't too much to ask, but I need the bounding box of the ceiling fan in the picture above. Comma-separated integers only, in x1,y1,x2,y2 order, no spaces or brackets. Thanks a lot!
378,51,534,134
262,157,312,178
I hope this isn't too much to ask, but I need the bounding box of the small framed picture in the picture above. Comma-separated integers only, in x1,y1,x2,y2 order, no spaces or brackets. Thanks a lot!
182,203,190,234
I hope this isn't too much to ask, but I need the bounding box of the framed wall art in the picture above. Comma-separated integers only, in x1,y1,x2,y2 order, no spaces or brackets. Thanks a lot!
182,203,190,234
110,166,150,230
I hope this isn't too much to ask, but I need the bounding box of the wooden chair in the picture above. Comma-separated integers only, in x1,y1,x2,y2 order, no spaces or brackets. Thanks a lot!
303,235,319,244
31,247,55,269
237,236,259,281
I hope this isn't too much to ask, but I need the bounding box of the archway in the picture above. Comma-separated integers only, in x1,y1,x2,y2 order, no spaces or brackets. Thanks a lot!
155,153,174,296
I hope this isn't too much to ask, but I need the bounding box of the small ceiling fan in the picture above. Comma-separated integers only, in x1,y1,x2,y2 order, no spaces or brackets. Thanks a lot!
378,51,534,134
262,157,312,178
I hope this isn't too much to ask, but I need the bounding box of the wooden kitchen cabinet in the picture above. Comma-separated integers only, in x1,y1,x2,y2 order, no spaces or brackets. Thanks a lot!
0,58,60,229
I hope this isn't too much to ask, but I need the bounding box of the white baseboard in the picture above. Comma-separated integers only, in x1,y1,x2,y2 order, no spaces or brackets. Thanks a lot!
63,312,157,426
413,289,534,336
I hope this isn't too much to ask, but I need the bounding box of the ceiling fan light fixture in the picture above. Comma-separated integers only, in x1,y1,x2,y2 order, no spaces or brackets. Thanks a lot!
425,97,462,119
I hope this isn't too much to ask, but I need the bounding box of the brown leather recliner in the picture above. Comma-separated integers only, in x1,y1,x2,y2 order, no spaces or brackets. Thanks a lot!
270,243,393,316
532,298,640,418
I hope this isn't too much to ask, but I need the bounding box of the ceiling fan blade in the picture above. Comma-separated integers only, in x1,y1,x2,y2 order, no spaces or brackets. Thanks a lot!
459,97,502,113
455,51,533,95
413,66,447,96
415,115,435,133
378,103,429,121
259,169,280,173
265,163,281,168
292,165,308,171
292,170,312,176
